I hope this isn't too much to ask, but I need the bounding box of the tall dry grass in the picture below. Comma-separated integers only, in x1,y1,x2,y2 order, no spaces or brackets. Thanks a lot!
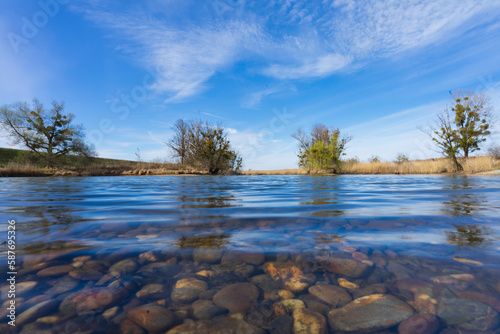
242,169,327,175
0,162,48,177
341,156,498,174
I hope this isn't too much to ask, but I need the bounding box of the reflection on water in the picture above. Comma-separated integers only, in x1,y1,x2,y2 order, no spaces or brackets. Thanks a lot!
445,224,493,248
176,234,231,249
1,175,500,333
441,178,486,216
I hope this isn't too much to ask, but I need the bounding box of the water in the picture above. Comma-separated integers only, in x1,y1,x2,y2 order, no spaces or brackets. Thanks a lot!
1,175,500,333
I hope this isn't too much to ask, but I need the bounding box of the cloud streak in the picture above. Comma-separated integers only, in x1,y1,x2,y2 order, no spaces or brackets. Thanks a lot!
73,0,500,102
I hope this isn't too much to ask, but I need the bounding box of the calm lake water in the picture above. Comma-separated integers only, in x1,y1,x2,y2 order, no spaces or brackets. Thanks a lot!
1,175,500,333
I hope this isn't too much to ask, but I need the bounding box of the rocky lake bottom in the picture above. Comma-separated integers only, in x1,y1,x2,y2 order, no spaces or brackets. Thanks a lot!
1,175,500,333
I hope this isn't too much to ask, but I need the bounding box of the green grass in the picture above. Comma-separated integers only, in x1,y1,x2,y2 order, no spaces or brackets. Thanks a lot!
0,147,136,167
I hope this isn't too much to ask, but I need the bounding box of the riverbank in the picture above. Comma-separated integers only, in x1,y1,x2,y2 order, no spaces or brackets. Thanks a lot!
0,163,209,177
1,149,498,177
243,156,500,176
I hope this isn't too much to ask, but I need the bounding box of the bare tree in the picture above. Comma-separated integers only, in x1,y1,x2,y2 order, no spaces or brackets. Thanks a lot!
428,110,463,171
165,119,189,164
311,124,331,145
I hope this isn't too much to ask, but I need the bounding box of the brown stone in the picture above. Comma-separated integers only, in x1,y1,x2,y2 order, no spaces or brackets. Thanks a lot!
166,316,265,334
69,270,104,280
316,256,372,278
1,281,37,299
292,308,327,334
213,282,259,313
136,284,168,300
264,262,316,293
120,319,145,334
37,265,74,277
221,251,266,266
59,287,128,315
16,300,60,326
46,276,79,295
398,313,439,334
352,252,368,261
127,304,176,332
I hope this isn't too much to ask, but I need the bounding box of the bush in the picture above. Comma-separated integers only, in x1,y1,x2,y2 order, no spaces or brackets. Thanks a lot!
369,155,381,163
394,153,409,165
292,124,351,172
488,145,500,159
166,119,242,174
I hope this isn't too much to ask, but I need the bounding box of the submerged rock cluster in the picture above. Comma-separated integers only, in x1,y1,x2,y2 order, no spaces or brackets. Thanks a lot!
1,244,500,333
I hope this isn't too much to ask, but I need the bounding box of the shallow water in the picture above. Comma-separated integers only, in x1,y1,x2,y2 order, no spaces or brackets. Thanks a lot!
1,175,500,333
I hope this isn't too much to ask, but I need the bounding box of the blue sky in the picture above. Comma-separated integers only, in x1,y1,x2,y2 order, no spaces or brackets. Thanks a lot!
1,0,500,170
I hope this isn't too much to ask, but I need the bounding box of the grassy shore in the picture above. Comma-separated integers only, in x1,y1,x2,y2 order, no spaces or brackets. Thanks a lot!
0,147,207,177
1,147,499,177
243,156,500,176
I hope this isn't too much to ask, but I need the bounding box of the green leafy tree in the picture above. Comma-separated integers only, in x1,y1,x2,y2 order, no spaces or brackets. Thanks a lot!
451,90,491,158
0,98,95,167
199,126,242,174
424,90,493,171
292,124,351,172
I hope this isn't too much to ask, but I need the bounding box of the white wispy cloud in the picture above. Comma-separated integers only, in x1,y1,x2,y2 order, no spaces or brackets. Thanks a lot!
241,83,297,108
73,0,500,103
263,54,351,80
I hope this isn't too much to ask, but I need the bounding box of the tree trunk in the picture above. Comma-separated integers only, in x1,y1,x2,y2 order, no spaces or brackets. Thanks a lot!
46,144,53,168
451,155,463,172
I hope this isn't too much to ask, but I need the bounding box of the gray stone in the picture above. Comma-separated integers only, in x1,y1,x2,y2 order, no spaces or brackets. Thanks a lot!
109,258,138,275
193,248,223,263
136,283,168,300
308,284,352,308
171,278,208,303
16,300,60,326
192,299,227,320
328,294,414,332
438,298,499,331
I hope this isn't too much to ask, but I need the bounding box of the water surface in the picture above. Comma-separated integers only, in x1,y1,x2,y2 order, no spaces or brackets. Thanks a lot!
1,175,500,333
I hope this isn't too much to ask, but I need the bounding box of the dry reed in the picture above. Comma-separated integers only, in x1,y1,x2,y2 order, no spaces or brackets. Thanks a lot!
341,156,498,174
0,162,49,177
